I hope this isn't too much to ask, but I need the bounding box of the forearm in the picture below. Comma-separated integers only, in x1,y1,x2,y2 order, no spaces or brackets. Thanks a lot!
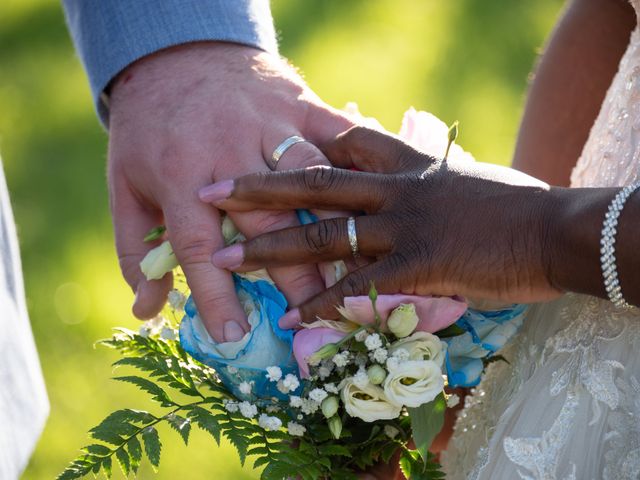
512,0,635,185
547,186,640,305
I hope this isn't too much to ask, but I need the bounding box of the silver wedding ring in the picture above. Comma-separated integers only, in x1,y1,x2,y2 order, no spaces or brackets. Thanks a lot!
270,135,306,170
347,216,360,258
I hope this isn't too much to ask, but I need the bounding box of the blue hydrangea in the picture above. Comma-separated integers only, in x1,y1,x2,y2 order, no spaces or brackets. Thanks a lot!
444,304,528,387
179,275,300,401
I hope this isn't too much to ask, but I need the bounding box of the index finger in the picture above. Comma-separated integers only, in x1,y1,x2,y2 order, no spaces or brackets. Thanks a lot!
163,197,248,343
199,167,389,214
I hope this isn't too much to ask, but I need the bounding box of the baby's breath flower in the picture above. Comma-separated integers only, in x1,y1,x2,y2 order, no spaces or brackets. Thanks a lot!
160,326,177,341
365,333,383,351
354,353,369,367
301,399,320,415
353,367,370,389
392,348,411,362
224,401,239,413
287,421,306,437
318,365,332,380
266,405,281,413
258,414,282,431
138,326,151,338
239,401,257,419
324,383,339,394
355,329,369,343
309,388,329,403
370,347,388,364
289,395,303,408
332,352,350,368
277,374,300,394
386,357,400,372
265,366,282,382
238,381,253,395
167,289,186,310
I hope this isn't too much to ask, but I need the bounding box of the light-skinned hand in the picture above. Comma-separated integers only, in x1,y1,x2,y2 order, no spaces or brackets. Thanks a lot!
107,42,352,341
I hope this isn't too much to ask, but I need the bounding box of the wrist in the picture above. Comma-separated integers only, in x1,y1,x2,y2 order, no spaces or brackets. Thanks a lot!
544,187,617,298
109,42,268,102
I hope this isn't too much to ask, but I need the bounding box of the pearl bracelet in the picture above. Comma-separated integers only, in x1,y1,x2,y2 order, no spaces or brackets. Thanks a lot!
601,181,640,309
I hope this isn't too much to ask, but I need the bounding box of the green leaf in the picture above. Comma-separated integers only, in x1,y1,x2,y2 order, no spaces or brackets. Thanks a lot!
127,436,143,474
261,461,295,480
408,393,446,467
89,410,150,445
144,225,166,242
115,447,130,476
167,414,191,445
102,456,113,478
142,427,162,470
380,442,400,463
187,405,221,445
318,444,351,457
82,444,111,457
433,323,466,338
114,375,175,407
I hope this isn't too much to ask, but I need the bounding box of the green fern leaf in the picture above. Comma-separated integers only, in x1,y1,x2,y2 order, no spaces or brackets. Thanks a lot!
114,375,175,407
166,414,191,445
142,427,162,470
115,447,130,476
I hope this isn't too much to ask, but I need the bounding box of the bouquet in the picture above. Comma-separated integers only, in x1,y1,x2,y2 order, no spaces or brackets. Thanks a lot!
59,108,526,480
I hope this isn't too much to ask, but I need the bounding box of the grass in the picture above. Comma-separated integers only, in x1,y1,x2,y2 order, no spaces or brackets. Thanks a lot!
0,0,562,478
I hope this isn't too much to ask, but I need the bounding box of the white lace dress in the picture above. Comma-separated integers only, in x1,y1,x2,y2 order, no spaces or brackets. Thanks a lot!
442,11,640,480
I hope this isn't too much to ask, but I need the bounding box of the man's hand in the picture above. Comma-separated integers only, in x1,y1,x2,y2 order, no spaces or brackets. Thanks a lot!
107,42,352,341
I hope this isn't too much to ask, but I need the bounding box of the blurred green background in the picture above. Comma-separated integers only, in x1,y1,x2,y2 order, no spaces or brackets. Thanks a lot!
0,0,562,478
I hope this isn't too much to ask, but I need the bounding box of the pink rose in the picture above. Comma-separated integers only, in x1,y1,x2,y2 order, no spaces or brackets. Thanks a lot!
340,294,467,334
293,327,347,379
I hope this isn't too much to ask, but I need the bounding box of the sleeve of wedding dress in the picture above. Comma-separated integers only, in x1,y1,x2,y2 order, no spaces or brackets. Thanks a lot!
61,0,279,123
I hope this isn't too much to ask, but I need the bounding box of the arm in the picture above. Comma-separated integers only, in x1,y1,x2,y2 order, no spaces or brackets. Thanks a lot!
512,0,635,185
62,1,354,341
198,128,640,323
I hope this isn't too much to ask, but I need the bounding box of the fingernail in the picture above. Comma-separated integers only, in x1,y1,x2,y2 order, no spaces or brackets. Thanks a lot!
223,320,246,342
279,308,301,329
198,179,234,204
212,244,244,270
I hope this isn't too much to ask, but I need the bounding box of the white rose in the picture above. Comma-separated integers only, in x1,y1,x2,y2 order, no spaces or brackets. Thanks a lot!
341,378,401,423
383,360,444,408
389,332,446,367
140,240,179,280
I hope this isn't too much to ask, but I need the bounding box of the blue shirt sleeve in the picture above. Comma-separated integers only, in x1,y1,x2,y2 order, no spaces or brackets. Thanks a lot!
62,0,279,124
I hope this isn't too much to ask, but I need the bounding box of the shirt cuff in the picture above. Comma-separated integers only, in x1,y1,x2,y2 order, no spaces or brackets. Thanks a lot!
62,0,278,125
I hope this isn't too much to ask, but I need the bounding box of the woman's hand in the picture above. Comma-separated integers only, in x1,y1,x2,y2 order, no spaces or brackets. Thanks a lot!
200,126,565,327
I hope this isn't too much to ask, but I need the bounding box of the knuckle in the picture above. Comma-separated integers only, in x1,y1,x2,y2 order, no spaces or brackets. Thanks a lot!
172,231,215,264
302,165,339,193
341,270,369,297
344,125,377,146
193,290,230,316
303,220,342,255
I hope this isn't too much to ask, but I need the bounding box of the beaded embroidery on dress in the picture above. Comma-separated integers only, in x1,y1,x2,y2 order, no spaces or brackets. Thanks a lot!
442,10,640,480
